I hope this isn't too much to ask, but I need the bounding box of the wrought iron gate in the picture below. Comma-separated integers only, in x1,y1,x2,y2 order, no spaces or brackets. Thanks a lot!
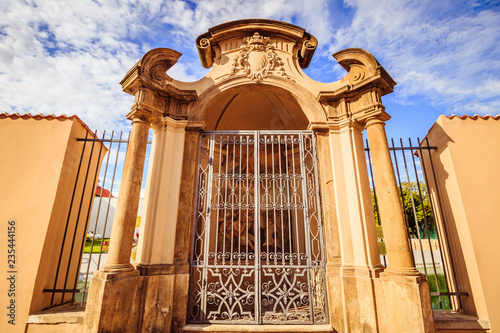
188,131,327,325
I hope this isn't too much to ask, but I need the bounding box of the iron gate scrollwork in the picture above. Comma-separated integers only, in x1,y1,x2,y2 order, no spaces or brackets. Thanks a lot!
188,131,328,324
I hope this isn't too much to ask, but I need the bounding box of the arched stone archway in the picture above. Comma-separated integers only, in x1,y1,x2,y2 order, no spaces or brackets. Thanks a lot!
192,78,327,130
84,19,436,333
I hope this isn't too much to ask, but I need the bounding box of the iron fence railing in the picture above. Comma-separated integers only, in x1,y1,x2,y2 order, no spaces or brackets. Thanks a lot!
365,137,467,310
44,130,151,307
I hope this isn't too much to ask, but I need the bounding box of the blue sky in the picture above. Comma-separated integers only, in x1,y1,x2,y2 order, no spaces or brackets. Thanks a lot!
1,0,499,140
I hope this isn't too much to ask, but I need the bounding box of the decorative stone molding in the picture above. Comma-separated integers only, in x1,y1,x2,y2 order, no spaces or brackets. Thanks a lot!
317,48,396,126
229,32,290,83
196,19,317,70
318,49,396,121
120,48,181,94
121,48,197,123
298,35,318,69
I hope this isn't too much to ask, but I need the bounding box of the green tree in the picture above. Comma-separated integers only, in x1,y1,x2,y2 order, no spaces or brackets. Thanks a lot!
373,181,435,239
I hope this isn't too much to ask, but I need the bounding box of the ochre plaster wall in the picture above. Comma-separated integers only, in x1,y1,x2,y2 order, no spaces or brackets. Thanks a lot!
425,115,500,332
0,114,105,333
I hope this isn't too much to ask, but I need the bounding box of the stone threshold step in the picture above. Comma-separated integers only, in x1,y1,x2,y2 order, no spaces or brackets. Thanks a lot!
183,324,334,333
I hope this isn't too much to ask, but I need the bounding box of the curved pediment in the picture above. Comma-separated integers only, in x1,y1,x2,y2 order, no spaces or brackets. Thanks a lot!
196,19,317,71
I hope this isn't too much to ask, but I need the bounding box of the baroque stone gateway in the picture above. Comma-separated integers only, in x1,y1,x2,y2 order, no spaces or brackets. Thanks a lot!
83,19,435,332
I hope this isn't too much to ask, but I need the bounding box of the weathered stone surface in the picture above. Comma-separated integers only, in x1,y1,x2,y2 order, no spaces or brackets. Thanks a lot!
83,270,142,333
374,273,435,333
140,273,175,333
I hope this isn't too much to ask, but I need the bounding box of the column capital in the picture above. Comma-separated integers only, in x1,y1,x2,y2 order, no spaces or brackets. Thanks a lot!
151,116,189,132
364,116,388,129
307,122,330,133
358,108,391,128
186,121,207,132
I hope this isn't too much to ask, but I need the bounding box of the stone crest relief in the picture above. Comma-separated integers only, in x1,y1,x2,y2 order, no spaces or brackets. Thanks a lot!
230,32,291,83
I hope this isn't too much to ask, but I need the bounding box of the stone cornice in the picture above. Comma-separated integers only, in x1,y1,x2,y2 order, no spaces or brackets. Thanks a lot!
151,116,189,132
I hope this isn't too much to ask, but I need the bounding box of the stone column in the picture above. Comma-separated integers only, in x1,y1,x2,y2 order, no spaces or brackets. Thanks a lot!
83,115,150,333
365,117,419,276
366,117,435,333
103,116,150,272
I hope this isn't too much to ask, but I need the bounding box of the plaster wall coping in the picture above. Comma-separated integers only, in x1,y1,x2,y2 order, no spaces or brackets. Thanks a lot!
433,310,490,330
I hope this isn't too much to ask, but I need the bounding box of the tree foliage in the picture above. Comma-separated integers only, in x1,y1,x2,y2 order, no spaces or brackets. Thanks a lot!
373,181,436,239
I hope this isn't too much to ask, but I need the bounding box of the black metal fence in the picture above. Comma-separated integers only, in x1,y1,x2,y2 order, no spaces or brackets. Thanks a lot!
44,130,151,307
365,137,467,310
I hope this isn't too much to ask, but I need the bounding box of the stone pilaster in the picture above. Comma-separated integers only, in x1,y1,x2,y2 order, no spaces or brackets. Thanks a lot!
309,124,344,331
310,119,383,332
171,121,205,332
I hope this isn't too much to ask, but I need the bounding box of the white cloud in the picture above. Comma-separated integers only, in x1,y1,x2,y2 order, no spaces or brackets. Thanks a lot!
0,0,499,135
331,0,500,115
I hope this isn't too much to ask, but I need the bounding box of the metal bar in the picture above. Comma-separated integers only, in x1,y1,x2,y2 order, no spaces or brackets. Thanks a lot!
97,131,126,269
188,132,207,322
409,138,443,308
390,139,412,235
365,139,381,225
49,131,89,306
200,132,216,322
254,131,261,324
60,131,97,304
416,136,453,309
389,138,411,268
431,292,469,297
81,131,114,304
400,138,425,273
278,135,285,266
424,137,463,309
366,139,387,266
365,146,438,151
77,138,152,144
43,289,80,293
71,130,106,303
237,135,242,267
310,132,328,322
298,132,315,322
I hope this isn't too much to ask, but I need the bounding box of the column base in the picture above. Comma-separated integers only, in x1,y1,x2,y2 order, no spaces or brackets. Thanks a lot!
83,269,142,333
327,263,384,333
374,271,436,333
136,263,177,333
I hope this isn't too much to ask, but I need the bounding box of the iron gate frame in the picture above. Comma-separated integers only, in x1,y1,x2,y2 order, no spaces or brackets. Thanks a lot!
188,130,328,325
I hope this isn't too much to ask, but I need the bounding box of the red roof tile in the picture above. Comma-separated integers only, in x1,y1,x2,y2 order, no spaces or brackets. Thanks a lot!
446,114,500,120
0,112,97,138
95,185,114,198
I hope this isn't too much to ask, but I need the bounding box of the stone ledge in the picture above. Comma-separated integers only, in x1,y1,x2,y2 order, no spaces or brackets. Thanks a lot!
182,324,334,332
28,303,85,324
434,310,490,330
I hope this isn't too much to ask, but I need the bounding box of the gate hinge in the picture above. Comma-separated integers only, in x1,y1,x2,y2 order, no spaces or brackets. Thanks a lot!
208,157,214,165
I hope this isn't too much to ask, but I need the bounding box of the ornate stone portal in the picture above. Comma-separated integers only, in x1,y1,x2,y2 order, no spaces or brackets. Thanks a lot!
83,19,435,332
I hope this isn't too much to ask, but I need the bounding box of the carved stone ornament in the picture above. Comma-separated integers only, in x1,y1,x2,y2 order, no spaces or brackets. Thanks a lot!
230,32,291,83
